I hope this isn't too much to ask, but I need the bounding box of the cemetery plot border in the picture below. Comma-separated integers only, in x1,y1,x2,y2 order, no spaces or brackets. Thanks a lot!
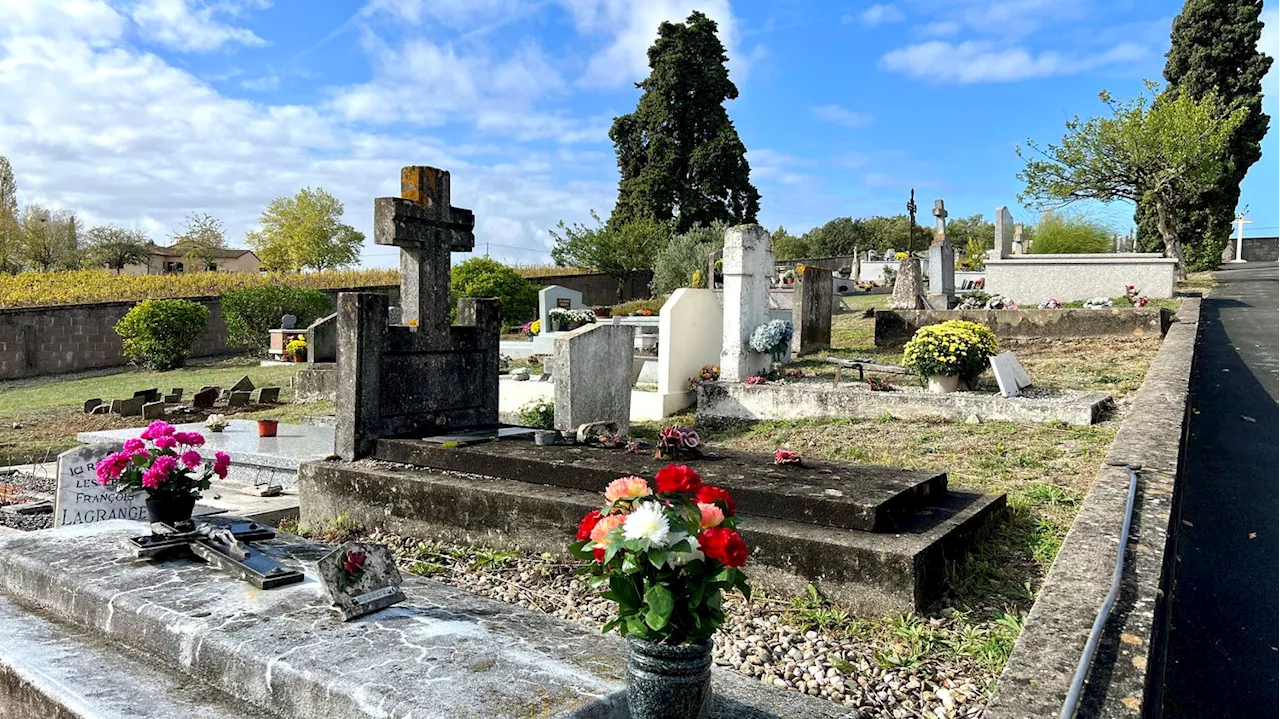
875,307,1174,346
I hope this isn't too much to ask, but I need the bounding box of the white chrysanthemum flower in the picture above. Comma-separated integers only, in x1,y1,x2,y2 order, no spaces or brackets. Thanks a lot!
666,534,705,567
623,502,672,548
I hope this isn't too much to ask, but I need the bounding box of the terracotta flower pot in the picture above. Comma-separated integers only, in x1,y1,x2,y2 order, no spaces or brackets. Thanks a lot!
257,419,279,437
146,495,197,525
927,375,960,393
626,638,713,719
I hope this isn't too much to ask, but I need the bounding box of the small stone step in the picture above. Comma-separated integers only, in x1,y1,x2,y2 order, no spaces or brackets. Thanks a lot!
375,438,947,532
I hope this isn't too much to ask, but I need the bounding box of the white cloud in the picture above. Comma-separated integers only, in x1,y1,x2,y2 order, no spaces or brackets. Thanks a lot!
880,40,1146,83
860,4,904,27
748,148,817,186
811,104,874,127
240,74,279,91
0,0,612,268
562,0,756,88
126,0,268,52
363,0,521,28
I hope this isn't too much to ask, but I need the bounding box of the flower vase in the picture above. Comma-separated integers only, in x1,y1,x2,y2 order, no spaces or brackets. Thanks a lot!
927,375,960,393
626,638,713,719
146,494,197,525
257,419,279,437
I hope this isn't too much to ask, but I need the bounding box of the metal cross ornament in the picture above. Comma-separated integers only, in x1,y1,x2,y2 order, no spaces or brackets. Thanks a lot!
127,520,304,589
906,189,918,253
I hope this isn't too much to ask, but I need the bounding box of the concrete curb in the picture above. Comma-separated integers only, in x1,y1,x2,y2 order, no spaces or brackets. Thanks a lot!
985,296,1202,719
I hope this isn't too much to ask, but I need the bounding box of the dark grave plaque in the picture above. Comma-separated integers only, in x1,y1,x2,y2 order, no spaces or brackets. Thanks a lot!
418,426,536,446
317,542,406,621
127,520,304,590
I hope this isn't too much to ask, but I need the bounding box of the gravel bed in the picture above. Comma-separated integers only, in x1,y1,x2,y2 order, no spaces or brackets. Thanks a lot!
357,528,993,719
0,470,55,531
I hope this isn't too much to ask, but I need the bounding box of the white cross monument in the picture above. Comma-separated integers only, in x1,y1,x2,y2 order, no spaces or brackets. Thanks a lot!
1229,212,1252,264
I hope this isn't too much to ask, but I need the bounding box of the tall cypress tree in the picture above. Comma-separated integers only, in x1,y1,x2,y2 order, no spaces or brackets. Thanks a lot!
608,11,760,233
1135,0,1272,269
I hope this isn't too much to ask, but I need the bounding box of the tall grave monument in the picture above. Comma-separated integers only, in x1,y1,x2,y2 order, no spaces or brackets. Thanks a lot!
719,225,774,382
926,199,955,308
890,189,925,309
336,166,501,459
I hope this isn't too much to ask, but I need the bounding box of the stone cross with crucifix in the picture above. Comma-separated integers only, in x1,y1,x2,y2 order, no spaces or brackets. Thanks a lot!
932,199,948,246
128,520,304,590
374,166,476,337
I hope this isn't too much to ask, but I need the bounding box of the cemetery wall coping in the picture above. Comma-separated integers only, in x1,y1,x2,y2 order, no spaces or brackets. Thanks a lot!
985,296,1202,719
874,307,1173,346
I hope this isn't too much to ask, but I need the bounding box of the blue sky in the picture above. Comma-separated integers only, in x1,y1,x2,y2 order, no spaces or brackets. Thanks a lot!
1,0,1276,269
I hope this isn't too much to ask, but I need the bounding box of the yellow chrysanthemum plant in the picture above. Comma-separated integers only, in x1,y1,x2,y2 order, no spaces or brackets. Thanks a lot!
901,320,999,385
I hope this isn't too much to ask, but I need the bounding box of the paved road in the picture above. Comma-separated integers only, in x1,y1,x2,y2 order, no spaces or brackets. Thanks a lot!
1164,262,1278,718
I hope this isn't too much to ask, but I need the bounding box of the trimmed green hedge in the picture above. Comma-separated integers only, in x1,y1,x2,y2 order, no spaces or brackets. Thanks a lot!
221,285,332,352
114,299,210,370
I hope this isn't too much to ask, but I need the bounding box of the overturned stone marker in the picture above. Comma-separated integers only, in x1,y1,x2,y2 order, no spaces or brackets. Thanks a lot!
990,351,1033,398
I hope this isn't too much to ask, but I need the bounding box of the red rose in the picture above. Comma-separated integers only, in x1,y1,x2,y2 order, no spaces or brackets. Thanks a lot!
593,547,605,563
699,527,748,568
576,510,603,541
655,464,703,494
696,485,736,516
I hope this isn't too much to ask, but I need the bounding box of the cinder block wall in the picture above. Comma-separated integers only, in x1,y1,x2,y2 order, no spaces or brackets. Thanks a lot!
0,285,398,381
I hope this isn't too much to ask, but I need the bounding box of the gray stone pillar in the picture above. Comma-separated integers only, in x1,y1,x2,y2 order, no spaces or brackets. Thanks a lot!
553,323,633,433
890,258,925,310
335,293,387,460
719,225,773,382
792,265,833,355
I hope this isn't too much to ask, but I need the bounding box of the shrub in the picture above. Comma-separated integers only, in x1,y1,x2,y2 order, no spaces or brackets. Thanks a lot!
518,397,555,429
221,285,332,352
450,257,538,328
1025,212,1114,254
610,298,666,316
650,222,725,296
114,299,209,370
901,320,998,384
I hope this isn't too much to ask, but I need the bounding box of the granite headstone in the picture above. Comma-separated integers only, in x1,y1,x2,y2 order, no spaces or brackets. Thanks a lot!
317,542,406,621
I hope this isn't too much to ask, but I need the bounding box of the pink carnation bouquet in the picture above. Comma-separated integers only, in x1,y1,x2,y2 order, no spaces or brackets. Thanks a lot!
96,420,227,500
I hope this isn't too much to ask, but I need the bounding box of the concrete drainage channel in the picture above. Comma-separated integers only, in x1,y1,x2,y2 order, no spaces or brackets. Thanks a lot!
984,297,1202,718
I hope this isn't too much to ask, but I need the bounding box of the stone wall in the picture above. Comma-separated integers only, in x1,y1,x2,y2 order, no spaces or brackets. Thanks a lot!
1222,236,1278,263
985,297,1202,719
526,271,653,307
875,307,1173,346
0,285,398,381
984,254,1177,303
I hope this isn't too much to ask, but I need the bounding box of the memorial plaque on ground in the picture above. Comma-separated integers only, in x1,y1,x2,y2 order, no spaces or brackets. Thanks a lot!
53,443,147,527
990,351,1033,398
317,541,406,620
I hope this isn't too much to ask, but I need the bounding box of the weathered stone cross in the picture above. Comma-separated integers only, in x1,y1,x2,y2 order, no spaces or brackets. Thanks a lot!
374,166,476,336
932,199,948,245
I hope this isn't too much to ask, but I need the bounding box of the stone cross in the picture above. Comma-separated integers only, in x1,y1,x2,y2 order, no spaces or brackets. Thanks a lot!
374,166,476,337
906,189,918,253
931,200,947,245
127,521,305,590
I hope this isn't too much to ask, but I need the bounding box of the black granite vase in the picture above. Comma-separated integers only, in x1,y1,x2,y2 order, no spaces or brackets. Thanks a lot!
146,495,197,525
626,638,713,719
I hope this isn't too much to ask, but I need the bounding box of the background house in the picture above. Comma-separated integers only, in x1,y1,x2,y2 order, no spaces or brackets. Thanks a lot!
121,245,261,275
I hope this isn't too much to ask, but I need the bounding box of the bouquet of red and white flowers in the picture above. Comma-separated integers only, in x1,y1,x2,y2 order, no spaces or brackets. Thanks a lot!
570,464,750,644
95,420,229,500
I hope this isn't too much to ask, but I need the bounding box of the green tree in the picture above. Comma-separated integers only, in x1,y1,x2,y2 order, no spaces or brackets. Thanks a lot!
1017,83,1246,278
1134,0,1272,268
770,226,813,260
115,299,209,370
0,155,17,273
171,212,227,271
450,257,538,326
85,225,153,272
944,214,994,251
799,217,864,257
651,222,726,295
550,211,671,300
16,204,81,271
246,187,363,271
608,11,759,233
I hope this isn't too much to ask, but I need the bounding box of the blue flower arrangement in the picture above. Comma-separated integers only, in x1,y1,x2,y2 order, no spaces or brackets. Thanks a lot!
749,320,793,360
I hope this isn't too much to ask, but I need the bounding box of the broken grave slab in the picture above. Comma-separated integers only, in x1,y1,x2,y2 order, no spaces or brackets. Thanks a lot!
375,438,947,532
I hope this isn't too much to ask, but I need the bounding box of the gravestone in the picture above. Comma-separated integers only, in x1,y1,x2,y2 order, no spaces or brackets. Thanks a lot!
1012,223,1025,255
281,314,297,330
307,313,338,363
118,396,145,417
553,322,633,433
227,391,251,408
719,224,774,382
890,258,924,309
193,387,219,408
142,400,165,420
792,264,833,356
990,351,1034,397
133,388,160,403
257,387,281,404
83,398,102,414
53,443,147,527
316,542,406,621
991,206,1015,260
91,404,111,415
109,398,123,414
231,376,255,393
927,199,956,308
336,165,499,460
538,285,584,332
163,393,181,403
386,306,403,325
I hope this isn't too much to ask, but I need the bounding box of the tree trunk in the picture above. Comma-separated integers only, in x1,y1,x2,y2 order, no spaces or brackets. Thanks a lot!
1154,197,1188,281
